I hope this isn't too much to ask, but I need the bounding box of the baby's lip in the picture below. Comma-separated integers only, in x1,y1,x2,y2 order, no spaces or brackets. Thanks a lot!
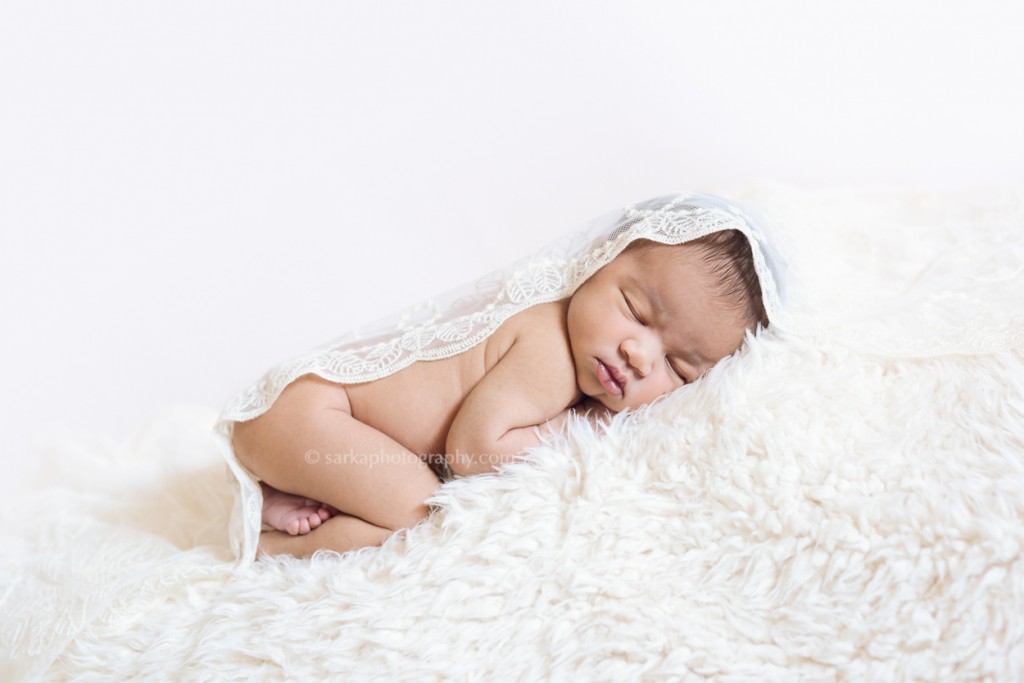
596,358,626,397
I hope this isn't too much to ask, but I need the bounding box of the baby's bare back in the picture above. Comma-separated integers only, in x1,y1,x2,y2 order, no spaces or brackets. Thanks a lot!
343,300,578,460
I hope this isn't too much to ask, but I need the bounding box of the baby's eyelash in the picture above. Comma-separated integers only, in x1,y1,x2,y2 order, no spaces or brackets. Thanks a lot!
623,294,645,324
667,359,688,383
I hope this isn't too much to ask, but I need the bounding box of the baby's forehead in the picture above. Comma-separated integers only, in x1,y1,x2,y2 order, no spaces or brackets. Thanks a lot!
623,242,744,313
618,244,707,299
622,242,705,277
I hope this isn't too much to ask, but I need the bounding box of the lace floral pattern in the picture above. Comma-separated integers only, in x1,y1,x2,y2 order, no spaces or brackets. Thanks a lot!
220,196,781,421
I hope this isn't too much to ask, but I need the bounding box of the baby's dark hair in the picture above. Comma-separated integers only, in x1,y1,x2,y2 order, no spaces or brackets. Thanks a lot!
625,231,769,329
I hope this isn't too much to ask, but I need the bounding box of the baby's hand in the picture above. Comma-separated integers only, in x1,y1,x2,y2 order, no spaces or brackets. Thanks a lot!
539,399,613,440
540,407,574,437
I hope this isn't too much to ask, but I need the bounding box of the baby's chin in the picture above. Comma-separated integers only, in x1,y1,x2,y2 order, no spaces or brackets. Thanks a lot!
587,393,625,413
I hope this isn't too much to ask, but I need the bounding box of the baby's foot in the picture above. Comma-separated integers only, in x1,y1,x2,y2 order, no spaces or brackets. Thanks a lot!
260,482,334,535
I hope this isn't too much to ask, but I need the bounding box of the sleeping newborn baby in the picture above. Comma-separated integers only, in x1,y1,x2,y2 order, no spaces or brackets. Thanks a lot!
232,229,769,558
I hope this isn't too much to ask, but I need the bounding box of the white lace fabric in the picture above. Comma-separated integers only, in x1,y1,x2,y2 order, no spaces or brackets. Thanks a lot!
213,186,1024,563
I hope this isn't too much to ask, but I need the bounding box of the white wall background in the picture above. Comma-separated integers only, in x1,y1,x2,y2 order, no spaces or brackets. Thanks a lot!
2,0,1022,494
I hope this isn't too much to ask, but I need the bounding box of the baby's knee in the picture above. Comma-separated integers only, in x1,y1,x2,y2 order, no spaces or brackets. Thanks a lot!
386,502,433,532
230,376,346,471
230,376,333,462
385,479,439,532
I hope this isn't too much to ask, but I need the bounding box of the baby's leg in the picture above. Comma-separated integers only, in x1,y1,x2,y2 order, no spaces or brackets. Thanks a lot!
232,375,440,557
258,511,395,557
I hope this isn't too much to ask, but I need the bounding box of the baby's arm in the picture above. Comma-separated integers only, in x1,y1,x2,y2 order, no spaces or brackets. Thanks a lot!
445,326,580,477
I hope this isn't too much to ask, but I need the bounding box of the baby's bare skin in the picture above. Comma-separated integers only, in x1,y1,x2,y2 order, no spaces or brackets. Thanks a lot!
233,300,583,557
345,299,579,467
233,243,750,558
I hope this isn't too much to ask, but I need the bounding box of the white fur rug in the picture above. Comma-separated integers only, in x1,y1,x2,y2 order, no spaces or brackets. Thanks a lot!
3,187,1023,681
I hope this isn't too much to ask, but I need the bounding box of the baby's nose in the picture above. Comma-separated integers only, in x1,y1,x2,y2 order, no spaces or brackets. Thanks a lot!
622,337,656,376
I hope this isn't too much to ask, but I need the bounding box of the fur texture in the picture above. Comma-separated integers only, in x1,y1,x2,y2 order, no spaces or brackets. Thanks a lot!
2,328,1022,681
3,185,1024,680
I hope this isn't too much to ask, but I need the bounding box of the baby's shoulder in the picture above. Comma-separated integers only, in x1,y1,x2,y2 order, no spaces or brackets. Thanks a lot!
507,299,571,344
484,299,571,368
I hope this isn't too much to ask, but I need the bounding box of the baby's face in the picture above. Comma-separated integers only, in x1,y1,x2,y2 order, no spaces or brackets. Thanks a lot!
566,243,750,412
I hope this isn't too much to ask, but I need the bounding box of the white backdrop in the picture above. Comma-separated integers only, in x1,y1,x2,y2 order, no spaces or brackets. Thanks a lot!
2,0,1022,495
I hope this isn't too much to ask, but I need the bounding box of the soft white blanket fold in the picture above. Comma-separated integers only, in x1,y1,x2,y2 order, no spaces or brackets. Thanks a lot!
2,186,1022,681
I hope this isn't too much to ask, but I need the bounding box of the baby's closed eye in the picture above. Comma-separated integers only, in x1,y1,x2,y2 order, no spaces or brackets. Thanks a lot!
667,358,687,383
623,292,645,324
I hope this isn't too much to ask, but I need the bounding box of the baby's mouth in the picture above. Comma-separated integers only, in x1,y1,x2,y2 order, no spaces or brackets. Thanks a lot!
595,359,625,398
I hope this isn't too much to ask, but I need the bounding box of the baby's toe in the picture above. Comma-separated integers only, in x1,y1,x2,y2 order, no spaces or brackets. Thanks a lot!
286,519,300,536
297,517,311,534
308,513,322,530
316,507,331,521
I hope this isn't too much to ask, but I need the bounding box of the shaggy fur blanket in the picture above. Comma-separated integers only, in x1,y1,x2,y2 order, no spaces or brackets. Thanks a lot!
2,187,1023,681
